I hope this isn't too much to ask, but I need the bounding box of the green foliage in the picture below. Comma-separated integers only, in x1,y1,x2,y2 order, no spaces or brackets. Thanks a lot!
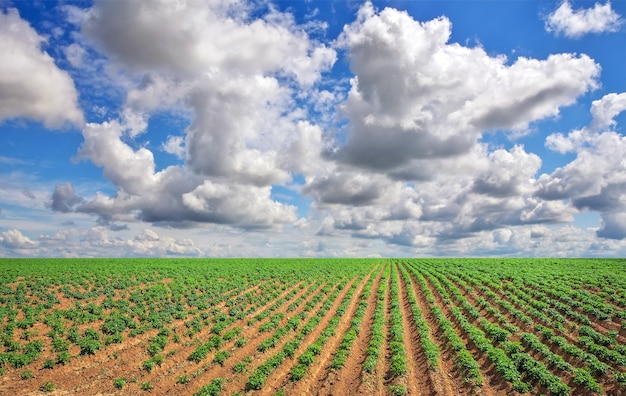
195,378,226,396
141,381,153,391
176,374,190,384
79,338,101,355
113,377,126,390
212,350,231,366
56,351,72,365
246,371,265,390
40,381,55,393
389,384,407,396
42,359,55,369
1,257,626,395
290,364,307,381
233,361,247,373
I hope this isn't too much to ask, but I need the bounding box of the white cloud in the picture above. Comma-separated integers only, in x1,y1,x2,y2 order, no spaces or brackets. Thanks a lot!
59,0,336,231
78,121,157,196
64,43,86,67
71,119,298,229
540,92,626,239
294,3,603,250
0,229,37,249
472,145,541,198
11,0,620,256
590,92,626,131
0,227,201,257
182,181,297,227
597,213,626,240
82,0,335,84
0,8,83,128
334,3,599,172
162,135,186,159
49,182,84,213
304,171,393,206
546,1,623,38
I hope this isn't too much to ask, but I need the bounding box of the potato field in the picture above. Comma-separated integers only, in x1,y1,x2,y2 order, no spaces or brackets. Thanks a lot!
0,258,625,395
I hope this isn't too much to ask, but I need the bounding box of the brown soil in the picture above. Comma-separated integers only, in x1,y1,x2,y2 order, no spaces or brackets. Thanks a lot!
0,279,296,395
472,277,624,394
401,263,463,396
395,263,434,396
4,263,624,396
256,275,362,396
355,264,390,396
419,270,500,396
278,266,378,396
112,279,315,395
312,263,385,395
197,280,330,396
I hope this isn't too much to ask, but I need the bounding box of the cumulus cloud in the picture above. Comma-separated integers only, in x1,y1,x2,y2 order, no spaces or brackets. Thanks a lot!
49,182,84,213
82,0,335,84
304,172,391,206
597,212,626,240
0,229,37,249
0,227,201,257
590,92,626,131
79,0,334,187
0,8,83,128
472,146,541,198
546,1,623,38
541,92,626,239
162,135,185,159
72,120,297,229
182,181,297,227
58,0,338,230
129,229,201,256
23,0,622,254
78,121,157,196
293,3,610,251
333,3,600,173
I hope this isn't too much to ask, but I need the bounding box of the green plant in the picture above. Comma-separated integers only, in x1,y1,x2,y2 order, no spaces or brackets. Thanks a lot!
141,381,153,391
389,384,407,396
233,361,247,373
40,381,55,393
212,350,230,366
20,369,33,380
246,372,265,390
290,364,307,381
56,351,72,365
42,359,55,369
113,377,126,390
194,377,226,396
176,374,190,384
142,358,156,372
79,339,101,355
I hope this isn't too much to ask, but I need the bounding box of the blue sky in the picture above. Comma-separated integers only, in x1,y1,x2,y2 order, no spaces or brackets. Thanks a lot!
0,0,625,257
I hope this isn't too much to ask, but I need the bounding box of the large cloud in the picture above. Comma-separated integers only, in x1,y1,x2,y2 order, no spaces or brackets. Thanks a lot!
296,3,607,250
29,0,623,254
333,3,600,173
74,121,296,228
82,0,335,84
545,1,623,38
66,0,335,229
0,8,83,128
0,229,37,250
540,92,626,239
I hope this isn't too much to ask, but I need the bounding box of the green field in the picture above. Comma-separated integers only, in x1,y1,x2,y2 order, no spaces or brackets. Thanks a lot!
0,258,625,395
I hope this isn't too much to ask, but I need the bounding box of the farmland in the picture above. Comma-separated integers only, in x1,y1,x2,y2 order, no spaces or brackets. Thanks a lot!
0,259,625,395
